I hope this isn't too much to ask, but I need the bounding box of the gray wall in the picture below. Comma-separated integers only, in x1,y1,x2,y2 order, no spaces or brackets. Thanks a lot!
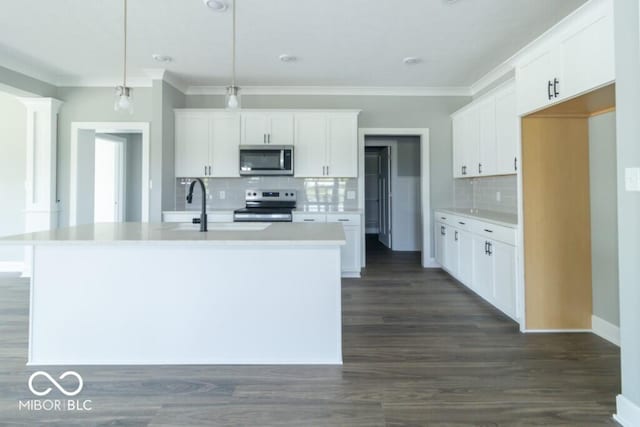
55,87,154,224
614,0,640,411
588,112,619,327
124,133,143,222
0,91,26,262
0,65,56,97
160,82,185,212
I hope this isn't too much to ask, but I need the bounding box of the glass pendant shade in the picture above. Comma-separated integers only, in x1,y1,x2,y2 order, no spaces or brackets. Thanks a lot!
225,85,241,110
114,86,134,114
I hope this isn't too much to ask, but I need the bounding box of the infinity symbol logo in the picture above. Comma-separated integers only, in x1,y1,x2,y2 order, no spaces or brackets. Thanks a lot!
28,371,84,397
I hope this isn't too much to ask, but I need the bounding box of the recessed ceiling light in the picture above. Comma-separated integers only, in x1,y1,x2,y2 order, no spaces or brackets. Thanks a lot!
279,54,297,63
152,54,173,63
203,0,228,11
403,57,422,65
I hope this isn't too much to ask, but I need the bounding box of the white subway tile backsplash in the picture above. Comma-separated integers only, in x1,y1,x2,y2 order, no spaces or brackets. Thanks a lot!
175,177,359,211
454,175,518,214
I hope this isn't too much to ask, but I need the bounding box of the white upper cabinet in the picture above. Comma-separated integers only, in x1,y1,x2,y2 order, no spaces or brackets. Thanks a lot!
294,112,359,178
175,111,240,178
515,0,614,115
494,86,519,175
452,81,516,178
326,115,358,178
175,111,212,178
241,112,294,146
477,97,496,176
559,11,614,98
294,114,327,177
209,113,241,177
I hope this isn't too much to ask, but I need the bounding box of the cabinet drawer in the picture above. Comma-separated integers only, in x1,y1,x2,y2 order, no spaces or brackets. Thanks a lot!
472,222,516,246
326,214,361,225
292,213,327,223
434,212,474,231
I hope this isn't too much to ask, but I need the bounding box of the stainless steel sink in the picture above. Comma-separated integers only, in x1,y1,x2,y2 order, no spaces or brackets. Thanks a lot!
167,222,270,232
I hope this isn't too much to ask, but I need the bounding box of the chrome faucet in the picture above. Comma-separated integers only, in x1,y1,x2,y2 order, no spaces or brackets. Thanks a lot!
186,178,207,232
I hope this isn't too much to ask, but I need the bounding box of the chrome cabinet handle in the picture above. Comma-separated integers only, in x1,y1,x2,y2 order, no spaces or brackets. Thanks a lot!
268,134,271,144
303,219,315,222
204,165,207,176
478,163,482,174
553,78,560,98
263,134,266,144
454,231,459,241
548,80,553,100
514,157,518,171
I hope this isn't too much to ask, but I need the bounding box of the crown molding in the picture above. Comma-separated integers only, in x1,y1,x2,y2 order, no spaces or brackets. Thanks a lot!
185,85,472,97
55,76,153,88
469,62,515,97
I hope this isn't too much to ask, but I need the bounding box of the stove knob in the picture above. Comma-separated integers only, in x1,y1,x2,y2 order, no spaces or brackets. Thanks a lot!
253,192,257,196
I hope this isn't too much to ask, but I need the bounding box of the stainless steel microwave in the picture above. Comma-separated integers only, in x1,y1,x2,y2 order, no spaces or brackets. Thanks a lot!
239,145,294,176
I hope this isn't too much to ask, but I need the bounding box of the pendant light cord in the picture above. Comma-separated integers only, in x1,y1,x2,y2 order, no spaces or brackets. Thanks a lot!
123,0,128,87
232,0,236,86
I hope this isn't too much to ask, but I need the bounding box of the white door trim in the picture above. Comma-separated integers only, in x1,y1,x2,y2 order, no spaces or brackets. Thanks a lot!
69,122,150,226
358,128,432,268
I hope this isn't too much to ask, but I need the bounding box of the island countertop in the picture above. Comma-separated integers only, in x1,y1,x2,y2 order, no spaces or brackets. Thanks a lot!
0,222,346,246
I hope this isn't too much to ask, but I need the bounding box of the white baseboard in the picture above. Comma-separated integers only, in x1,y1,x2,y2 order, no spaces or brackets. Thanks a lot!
614,394,640,427
523,329,592,333
592,315,620,346
0,262,25,273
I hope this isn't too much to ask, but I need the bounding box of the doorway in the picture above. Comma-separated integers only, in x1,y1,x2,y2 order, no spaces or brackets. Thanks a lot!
359,128,432,268
365,146,392,248
70,122,150,226
93,135,125,223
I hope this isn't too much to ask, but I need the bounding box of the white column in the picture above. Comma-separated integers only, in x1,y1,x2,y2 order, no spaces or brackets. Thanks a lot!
18,97,63,277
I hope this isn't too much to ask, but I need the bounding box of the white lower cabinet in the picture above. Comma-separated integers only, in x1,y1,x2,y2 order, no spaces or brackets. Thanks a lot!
293,212,362,277
435,210,518,321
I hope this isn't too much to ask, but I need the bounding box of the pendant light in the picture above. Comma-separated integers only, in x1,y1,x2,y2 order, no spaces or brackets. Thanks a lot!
225,0,241,109
114,0,134,114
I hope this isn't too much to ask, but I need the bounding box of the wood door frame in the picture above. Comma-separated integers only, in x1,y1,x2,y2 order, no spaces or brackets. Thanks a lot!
358,128,433,268
70,122,150,226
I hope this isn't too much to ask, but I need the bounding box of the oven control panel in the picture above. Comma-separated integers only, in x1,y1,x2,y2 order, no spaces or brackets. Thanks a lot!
245,190,297,202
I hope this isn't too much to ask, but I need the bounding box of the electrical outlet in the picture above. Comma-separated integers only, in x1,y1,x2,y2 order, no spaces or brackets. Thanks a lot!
219,190,226,200
347,190,356,200
496,191,501,202
625,167,640,192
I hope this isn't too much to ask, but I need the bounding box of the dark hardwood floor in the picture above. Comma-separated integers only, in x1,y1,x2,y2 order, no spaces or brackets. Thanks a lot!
0,239,620,426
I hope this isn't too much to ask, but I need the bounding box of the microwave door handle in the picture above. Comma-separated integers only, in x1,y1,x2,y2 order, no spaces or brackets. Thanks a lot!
280,150,285,169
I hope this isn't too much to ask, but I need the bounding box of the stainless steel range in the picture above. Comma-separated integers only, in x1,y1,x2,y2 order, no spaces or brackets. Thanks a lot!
233,190,297,222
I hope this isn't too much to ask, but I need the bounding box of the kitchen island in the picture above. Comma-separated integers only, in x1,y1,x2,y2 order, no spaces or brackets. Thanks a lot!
0,222,345,365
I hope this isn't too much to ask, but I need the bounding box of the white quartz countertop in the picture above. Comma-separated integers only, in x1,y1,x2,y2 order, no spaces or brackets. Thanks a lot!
436,208,518,228
0,222,346,246
293,207,362,214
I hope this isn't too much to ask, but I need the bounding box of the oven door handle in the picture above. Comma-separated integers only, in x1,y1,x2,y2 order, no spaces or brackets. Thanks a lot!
280,150,285,170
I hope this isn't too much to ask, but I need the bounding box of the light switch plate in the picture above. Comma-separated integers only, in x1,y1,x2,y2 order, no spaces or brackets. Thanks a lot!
219,190,226,200
496,191,501,202
625,168,640,192
347,190,356,200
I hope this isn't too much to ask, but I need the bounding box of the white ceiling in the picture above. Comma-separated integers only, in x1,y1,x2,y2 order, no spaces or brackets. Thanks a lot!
0,0,588,90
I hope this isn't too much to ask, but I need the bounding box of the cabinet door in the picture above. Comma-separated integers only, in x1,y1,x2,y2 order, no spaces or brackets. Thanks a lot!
477,98,497,176
175,113,210,177
326,115,358,177
560,12,615,99
210,113,240,177
444,226,459,276
495,86,518,175
457,229,474,287
340,225,361,274
294,114,327,177
462,106,480,177
473,237,493,301
268,113,295,146
435,222,446,266
492,241,516,318
241,113,268,145
516,48,561,115
452,115,465,178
